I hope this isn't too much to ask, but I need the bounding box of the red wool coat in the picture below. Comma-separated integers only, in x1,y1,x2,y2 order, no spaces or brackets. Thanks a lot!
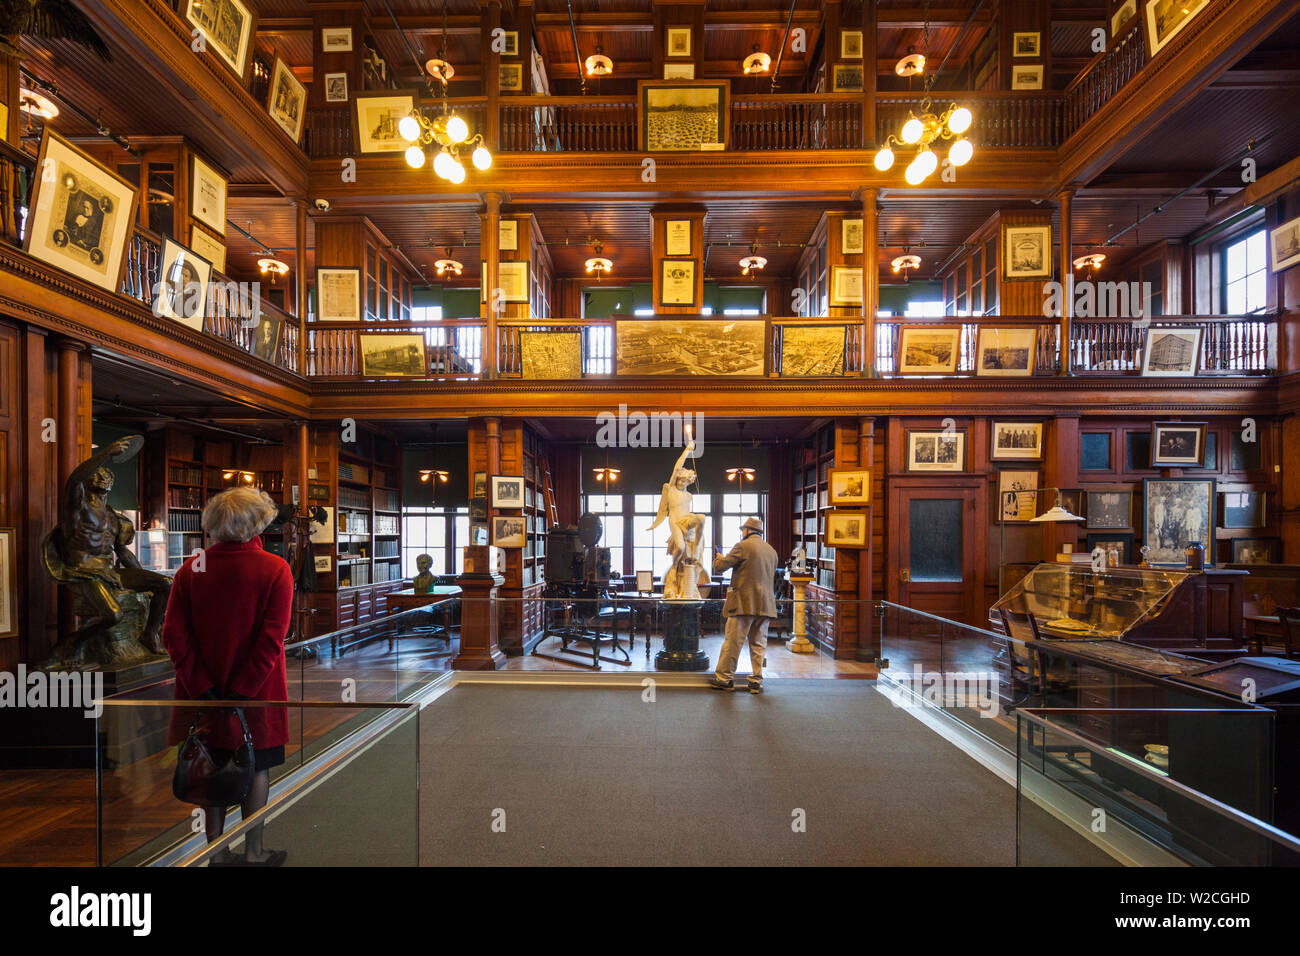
164,537,293,750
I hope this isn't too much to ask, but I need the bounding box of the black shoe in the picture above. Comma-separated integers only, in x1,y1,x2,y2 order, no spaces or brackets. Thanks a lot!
707,678,734,691
747,681,763,695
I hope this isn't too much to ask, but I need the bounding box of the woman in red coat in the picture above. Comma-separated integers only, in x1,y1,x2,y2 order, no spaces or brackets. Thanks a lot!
164,486,293,866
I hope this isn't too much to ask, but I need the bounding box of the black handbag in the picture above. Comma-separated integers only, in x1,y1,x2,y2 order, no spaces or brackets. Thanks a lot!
172,707,255,807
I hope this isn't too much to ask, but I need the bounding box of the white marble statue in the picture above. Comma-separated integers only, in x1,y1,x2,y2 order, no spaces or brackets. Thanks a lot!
790,546,808,575
648,440,707,600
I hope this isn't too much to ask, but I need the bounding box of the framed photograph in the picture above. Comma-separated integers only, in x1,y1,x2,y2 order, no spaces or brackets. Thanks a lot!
639,81,728,152
0,528,15,638
492,515,527,549
250,310,283,363
826,512,868,548
472,472,487,498
1231,537,1280,565
616,319,765,376
832,64,864,92
780,325,846,377
321,27,352,52
829,469,870,506
1222,491,1265,529
907,431,965,472
1012,32,1041,57
491,476,525,510
660,259,697,306
1143,478,1215,566
360,334,426,377
1144,0,1210,57
154,239,212,331
841,218,864,255
470,497,487,521
189,225,226,273
991,422,1043,461
184,0,254,80
977,327,1037,376
315,267,362,321
1141,328,1202,376
830,266,863,306
665,219,692,257
500,30,519,56
998,470,1040,523
840,29,863,59
1087,491,1133,530
1112,0,1138,36
1151,421,1207,467
24,131,139,293
353,90,417,154
1011,65,1044,90
666,27,692,57
1003,224,1052,279
323,72,349,104
521,331,582,379
471,525,489,546
498,260,530,302
267,57,307,143
310,507,335,545
1087,532,1135,564
314,555,333,573
190,153,227,237
1269,215,1300,273
498,219,518,252
636,570,654,593
897,327,961,374
499,63,524,92
663,63,695,79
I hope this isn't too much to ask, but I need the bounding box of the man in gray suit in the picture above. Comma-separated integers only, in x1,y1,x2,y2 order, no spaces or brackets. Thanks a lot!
709,516,778,694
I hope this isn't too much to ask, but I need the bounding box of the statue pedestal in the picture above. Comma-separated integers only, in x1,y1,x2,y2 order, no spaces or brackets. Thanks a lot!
655,600,709,671
451,571,505,670
788,574,816,654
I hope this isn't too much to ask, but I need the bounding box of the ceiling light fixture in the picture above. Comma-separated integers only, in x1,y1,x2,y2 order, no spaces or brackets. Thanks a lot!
585,46,613,76
585,239,612,278
257,257,290,280
727,422,756,482
891,252,922,278
222,469,255,484
406,0,490,180
418,469,450,483
1073,253,1106,272
743,46,772,75
592,467,621,483
18,88,59,120
895,49,926,77
435,247,463,277
739,242,767,276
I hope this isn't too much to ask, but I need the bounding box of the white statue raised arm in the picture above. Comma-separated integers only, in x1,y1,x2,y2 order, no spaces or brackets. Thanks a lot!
649,440,706,600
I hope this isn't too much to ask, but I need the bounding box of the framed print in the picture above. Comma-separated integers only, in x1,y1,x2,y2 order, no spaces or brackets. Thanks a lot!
1231,537,1280,565
829,266,862,306
473,472,487,498
1012,32,1041,57
314,555,332,573
639,81,728,152
1112,0,1138,36
1011,65,1044,90
832,64,864,92
977,327,1037,377
1143,478,1215,566
321,27,352,52
316,267,362,321
154,239,212,331
471,525,489,546
840,29,863,59
665,219,692,257
663,63,695,79
184,0,254,80
841,218,864,255
498,260,530,302
617,319,764,375
310,507,335,545
250,310,283,363
359,334,426,377
998,470,1040,522
491,476,525,509
1087,532,1135,564
1269,215,1300,273
267,57,307,143
666,27,692,57
907,431,965,472
636,570,654,593
1003,224,1051,279
0,528,15,638
826,512,868,548
1141,328,1202,376
829,469,870,506
189,153,227,237
1087,491,1133,530
493,515,527,549
1222,491,1266,529
780,325,846,376
323,72,349,104
353,90,417,154
189,225,226,273
1144,0,1210,57
520,331,582,379
660,259,696,306
498,219,518,252
991,422,1043,461
499,63,524,92
24,131,139,294
500,31,519,56
470,497,487,521
1151,421,1207,466
897,327,961,374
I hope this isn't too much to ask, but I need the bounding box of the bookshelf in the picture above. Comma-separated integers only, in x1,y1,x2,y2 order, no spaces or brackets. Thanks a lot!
790,424,836,591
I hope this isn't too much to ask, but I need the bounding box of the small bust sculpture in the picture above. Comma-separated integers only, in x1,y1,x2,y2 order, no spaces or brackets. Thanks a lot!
412,553,435,593
789,546,808,575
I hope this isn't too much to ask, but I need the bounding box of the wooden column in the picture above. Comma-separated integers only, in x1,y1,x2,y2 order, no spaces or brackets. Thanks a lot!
294,199,308,372
296,421,310,516
56,339,82,647
862,187,880,375
481,0,502,150
858,417,876,661
1057,187,1073,376
482,192,501,376
862,0,877,146
22,328,52,665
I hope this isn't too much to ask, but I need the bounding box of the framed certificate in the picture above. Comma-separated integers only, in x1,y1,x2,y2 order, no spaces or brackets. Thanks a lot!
829,266,863,306
665,219,691,256
498,260,530,302
316,267,362,321
660,259,696,306
190,153,227,237
499,219,518,252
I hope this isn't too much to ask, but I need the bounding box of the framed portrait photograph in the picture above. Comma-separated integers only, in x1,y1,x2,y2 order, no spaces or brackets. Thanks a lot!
1087,491,1133,530
184,0,254,80
1144,0,1210,57
499,62,524,92
976,327,1037,376
829,468,870,506
321,27,353,52
666,27,692,57
1003,224,1052,279
520,331,582,379
1269,215,1300,273
897,327,961,374
907,431,965,472
353,90,417,154
1141,328,1202,376
998,470,1040,523
154,239,212,331
1112,0,1138,36
315,267,362,321
829,266,863,306
1012,32,1041,57
780,326,846,377
841,218,864,255
840,29,863,59
639,81,728,152
190,153,227,237
665,219,692,257
267,57,307,143
991,422,1043,461
1222,491,1265,529
359,334,426,377
663,63,695,79
189,225,226,273
660,259,696,306
323,72,349,104
0,527,15,638
493,515,527,549
1011,65,1044,90
1231,537,1280,566
250,310,283,363
1143,478,1215,566
498,260,530,302
826,512,868,548
498,218,518,252
1151,421,1207,467
832,64,864,92
491,475,526,510
24,131,138,293
473,472,487,498
1087,532,1135,564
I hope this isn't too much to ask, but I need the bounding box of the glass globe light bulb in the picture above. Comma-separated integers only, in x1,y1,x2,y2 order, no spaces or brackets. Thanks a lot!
398,114,421,143
874,147,895,171
916,148,938,176
901,117,923,144
948,106,972,135
949,138,973,167
433,149,456,179
404,145,426,169
448,160,466,184
904,159,926,185
472,145,492,170
445,114,469,143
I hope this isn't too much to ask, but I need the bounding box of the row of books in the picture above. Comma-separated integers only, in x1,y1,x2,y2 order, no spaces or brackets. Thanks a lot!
376,490,400,512
338,462,370,484
374,539,399,558
168,487,204,509
374,515,398,535
168,512,203,532
339,512,370,535
339,487,370,510
169,465,204,486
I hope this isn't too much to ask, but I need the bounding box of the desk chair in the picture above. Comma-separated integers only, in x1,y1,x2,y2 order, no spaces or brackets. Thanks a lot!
1274,607,1300,660
998,607,1044,702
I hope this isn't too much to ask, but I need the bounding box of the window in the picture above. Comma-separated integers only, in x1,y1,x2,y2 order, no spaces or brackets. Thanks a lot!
1223,230,1267,314
904,301,944,317
402,506,468,577
410,305,443,323
586,494,624,576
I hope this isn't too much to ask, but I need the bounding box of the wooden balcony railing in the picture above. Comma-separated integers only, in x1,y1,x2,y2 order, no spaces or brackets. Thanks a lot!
306,319,487,379
1060,27,1148,141
877,91,1063,149
729,94,864,150
305,99,491,158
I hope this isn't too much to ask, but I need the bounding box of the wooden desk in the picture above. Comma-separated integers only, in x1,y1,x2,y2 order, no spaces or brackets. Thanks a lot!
384,586,462,650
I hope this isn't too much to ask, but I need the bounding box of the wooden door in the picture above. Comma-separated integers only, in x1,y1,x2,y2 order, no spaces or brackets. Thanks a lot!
889,482,983,625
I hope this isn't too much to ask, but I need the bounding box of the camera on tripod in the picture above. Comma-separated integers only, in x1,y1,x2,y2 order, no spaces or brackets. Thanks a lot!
545,512,613,587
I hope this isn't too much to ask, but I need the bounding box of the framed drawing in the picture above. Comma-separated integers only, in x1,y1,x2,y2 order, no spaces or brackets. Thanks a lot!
660,259,696,306
1003,224,1051,278
310,507,335,545
491,476,526,509
1112,0,1138,36
1087,491,1133,530
314,555,333,573
323,72,349,104
666,27,692,57
250,311,282,363
1143,478,1215,566
521,331,582,379
493,516,527,549
154,239,212,331
829,266,862,306
359,334,426,377
663,63,695,79
826,512,868,548
353,90,417,154
1144,0,1210,57
991,422,1043,461
1231,537,1280,565
998,470,1040,523
841,219,864,255
977,327,1037,376
897,327,961,374
184,0,254,80
499,63,524,92
321,27,353,52
1011,65,1044,89
828,468,870,506
316,267,362,321
267,57,307,143
189,225,226,273
832,64,864,92
639,81,728,152
0,528,15,638
190,153,227,237
1012,32,1041,56
470,497,487,521
1270,215,1300,273
499,31,519,56
24,131,139,293
1222,491,1265,529
665,219,692,257
840,30,863,59
498,260,530,302
907,431,965,472
498,219,518,252
780,326,846,377
1141,328,1202,376
1087,532,1135,564
616,319,765,376
1150,421,1207,467
472,473,487,498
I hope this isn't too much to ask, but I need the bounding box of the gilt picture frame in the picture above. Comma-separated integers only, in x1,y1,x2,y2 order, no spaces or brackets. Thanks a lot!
639,81,728,152
315,267,362,322
267,57,307,143
1270,215,1300,273
353,90,418,154
184,0,255,81
190,152,227,237
1144,0,1210,58
1003,224,1052,279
